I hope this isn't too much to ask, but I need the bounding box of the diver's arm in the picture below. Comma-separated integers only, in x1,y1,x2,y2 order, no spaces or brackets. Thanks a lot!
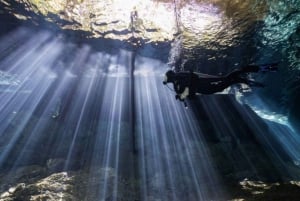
172,74,191,101
175,87,189,101
173,82,183,101
180,87,189,100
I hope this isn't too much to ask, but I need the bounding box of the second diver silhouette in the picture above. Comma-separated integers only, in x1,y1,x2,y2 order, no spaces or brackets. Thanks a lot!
163,63,279,107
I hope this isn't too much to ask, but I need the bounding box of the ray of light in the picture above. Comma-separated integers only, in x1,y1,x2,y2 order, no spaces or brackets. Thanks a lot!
0,26,225,201
69,51,131,200
1,24,300,201
244,95,300,173
134,56,225,201
0,34,63,170
95,75,126,200
0,27,32,58
199,96,261,177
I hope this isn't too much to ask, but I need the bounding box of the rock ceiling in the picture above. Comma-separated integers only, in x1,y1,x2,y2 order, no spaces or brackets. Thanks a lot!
2,0,268,44
3,0,299,72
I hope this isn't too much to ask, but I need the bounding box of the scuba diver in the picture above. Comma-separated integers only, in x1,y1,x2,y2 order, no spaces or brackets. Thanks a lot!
163,63,278,104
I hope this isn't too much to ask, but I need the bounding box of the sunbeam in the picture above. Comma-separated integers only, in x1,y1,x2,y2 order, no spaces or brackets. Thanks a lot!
244,95,300,174
134,56,225,200
1,23,300,201
0,33,63,170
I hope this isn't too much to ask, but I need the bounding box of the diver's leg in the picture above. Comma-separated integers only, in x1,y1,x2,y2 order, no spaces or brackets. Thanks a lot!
199,77,232,94
222,63,278,89
241,63,279,73
226,69,247,81
236,77,265,87
225,67,256,79
225,73,265,88
228,63,278,77
241,65,260,73
226,65,262,82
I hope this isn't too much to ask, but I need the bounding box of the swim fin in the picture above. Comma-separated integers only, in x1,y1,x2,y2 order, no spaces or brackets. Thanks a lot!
247,80,265,88
259,62,279,72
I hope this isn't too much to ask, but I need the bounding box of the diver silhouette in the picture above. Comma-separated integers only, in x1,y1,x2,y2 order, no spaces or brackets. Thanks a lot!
163,63,278,102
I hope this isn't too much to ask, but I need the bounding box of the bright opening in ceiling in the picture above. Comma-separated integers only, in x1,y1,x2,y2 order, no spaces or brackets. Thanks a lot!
10,0,224,42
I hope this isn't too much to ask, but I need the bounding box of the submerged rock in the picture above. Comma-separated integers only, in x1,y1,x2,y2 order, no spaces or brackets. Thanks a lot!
0,1,300,201
0,167,140,201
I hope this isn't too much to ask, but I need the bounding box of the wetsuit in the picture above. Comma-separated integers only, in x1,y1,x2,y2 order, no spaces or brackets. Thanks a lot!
163,63,278,101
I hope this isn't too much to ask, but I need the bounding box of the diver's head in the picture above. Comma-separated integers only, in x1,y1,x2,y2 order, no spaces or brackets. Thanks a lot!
163,70,175,85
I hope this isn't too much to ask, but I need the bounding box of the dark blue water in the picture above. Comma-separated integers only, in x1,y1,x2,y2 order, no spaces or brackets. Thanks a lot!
0,0,300,200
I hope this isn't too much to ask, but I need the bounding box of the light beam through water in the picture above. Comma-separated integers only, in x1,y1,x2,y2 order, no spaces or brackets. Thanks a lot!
1,26,300,201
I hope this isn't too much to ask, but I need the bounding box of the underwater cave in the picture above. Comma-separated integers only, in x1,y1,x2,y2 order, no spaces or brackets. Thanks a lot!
0,0,300,200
